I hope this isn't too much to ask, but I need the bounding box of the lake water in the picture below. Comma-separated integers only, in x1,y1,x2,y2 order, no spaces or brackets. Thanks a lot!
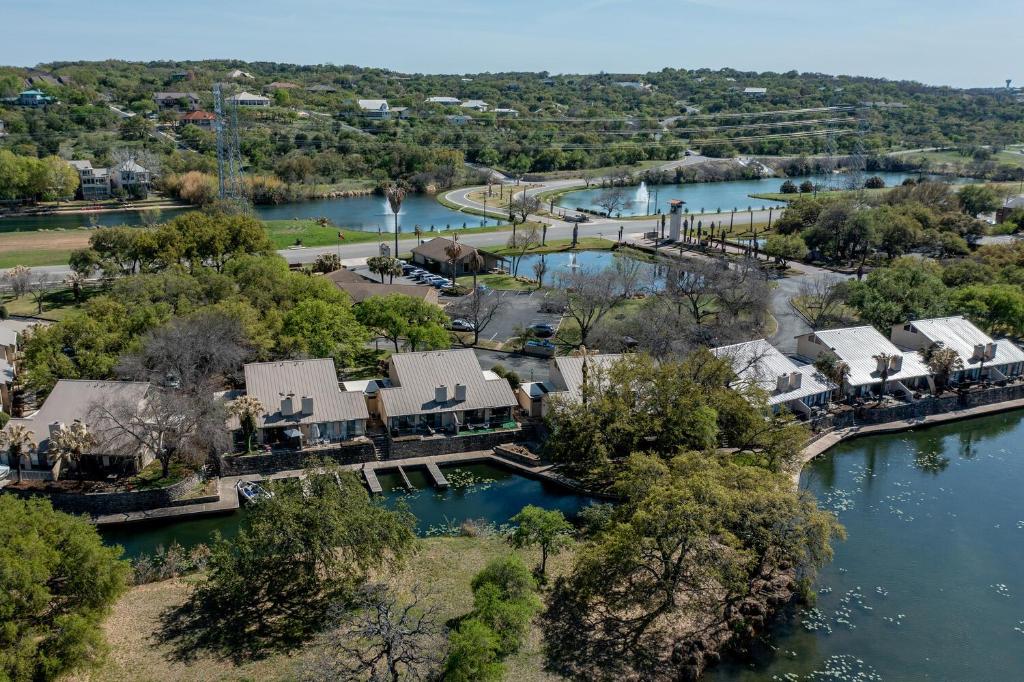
556,171,973,217
513,249,668,290
99,462,598,559
0,193,494,234
708,410,1024,681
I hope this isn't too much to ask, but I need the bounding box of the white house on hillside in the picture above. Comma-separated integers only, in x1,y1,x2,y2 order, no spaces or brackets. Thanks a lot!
358,99,390,119
460,99,489,111
426,96,460,105
227,91,270,106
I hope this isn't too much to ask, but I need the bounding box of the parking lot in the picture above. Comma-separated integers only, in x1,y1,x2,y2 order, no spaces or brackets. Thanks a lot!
474,289,563,345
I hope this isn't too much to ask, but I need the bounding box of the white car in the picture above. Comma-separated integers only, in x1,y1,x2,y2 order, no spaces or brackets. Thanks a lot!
449,318,476,332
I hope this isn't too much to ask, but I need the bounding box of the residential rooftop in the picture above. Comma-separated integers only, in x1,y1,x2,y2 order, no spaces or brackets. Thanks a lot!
378,349,517,417
243,358,368,428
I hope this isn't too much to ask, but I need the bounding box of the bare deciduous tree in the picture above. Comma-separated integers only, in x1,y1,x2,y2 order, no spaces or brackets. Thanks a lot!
28,272,51,314
532,256,548,289
447,291,505,346
554,266,622,348
304,584,446,682
117,311,251,394
596,188,627,218
4,265,32,298
506,225,541,277
510,192,541,225
798,276,848,329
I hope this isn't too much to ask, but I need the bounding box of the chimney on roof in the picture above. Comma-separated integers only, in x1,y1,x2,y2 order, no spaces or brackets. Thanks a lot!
876,356,888,373
985,342,997,360
301,396,314,415
48,421,64,438
281,394,295,416
454,383,467,401
889,355,902,372
973,344,986,361
435,385,449,403
775,375,790,393
789,371,802,390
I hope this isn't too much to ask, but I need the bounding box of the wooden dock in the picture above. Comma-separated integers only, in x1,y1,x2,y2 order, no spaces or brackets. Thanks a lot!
363,467,383,494
426,462,449,488
397,465,414,489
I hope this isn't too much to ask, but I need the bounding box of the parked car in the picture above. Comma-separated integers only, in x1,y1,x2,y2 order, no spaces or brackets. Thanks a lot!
564,213,590,223
449,318,476,332
529,323,556,338
475,284,492,294
401,263,417,274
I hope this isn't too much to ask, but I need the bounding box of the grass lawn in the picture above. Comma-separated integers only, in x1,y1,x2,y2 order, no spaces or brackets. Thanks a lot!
84,537,567,682
2,288,95,321
127,461,194,490
791,294,861,327
0,230,92,268
264,220,516,251
491,236,616,257
456,272,537,291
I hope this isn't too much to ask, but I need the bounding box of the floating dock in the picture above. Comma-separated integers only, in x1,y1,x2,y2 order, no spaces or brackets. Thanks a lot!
426,462,449,488
363,467,383,494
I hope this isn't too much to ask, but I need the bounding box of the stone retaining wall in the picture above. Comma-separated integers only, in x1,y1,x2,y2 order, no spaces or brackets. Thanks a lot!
388,427,532,460
6,471,206,515
853,383,1024,425
220,441,376,476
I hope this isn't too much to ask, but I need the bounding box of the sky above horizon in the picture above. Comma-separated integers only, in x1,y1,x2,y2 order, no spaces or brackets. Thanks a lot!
3,0,1019,89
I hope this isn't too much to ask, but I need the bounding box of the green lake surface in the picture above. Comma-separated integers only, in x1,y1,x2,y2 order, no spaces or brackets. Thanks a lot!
708,410,1024,682
99,462,598,559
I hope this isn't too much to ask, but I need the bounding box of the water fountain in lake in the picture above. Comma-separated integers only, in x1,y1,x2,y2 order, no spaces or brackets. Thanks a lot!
566,252,580,269
633,181,650,206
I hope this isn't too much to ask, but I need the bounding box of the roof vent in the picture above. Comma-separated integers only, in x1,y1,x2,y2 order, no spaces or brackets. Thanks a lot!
435,385,449,403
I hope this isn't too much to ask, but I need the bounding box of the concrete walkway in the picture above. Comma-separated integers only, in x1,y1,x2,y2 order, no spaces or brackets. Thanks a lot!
94,476,240,525
792,398,1024,486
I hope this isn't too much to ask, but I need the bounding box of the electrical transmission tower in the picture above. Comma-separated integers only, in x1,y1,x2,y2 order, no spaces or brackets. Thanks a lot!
213,83,244,200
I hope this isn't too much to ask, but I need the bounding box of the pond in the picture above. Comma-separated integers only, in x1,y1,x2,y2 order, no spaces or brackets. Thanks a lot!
556,171,975,218
99,462,599,559
512,249,668,290
0,193,495,234
708,410,1024,681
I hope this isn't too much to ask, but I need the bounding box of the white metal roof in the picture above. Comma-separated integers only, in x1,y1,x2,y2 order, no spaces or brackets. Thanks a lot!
426,96,460,104
551,354,624,402
243,358,368,428
358,99,388,110
228,91,269,103
807,326,931,387
712,339,836,405
900,316,1024,369
378,349,517,417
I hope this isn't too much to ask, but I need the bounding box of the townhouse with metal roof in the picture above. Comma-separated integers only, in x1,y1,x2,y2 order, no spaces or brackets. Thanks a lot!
242,358,368,447
796,326,931,398
1,380,152,478
890,316,1024,383
712,339,836,415
376,349,517,435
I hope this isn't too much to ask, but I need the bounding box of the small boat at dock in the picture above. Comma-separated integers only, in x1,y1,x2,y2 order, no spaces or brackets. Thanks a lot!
235,480,274,504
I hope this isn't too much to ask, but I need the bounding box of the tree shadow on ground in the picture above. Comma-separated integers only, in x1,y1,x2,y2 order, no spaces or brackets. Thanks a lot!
541,579,666,681
156,590,330,664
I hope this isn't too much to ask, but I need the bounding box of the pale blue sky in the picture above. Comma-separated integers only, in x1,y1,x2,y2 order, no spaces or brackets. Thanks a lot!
3,0,1018,88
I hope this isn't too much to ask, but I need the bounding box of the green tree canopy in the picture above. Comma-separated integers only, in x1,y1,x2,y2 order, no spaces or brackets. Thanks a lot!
281,298,370,368
508,505,573,577
355,293,450,352
0,497,130,681
845,257,950,330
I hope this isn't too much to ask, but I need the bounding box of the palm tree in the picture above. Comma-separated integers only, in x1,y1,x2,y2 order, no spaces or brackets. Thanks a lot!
919,342,963,393
384,184,406,257
49,420,95,481
467,247,485,291
0,424,35,482
872,352,897,403
574,345,596,406
444,235,463,285
229,395,265,452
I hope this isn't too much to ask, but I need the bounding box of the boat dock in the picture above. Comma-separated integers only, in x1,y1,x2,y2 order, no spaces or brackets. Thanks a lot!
397,465,414,489
362,467,383,493
426,462,449,488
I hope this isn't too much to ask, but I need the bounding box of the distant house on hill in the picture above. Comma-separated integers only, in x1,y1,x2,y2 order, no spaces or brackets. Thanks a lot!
493,108,519,117
227,91,271,106
67,160,111,200
996,195,1024,223
743,87,768,97
227,69,255,79
426,96,460,105
179,110,216,128
110,160,151,192
14,89,55,107
153,91,200,110
460,99,489,111
357,99,390,119
266,81,300,90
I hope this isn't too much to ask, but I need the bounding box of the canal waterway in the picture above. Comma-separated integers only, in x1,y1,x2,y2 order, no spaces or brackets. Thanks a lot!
708,410,1024,681
99,462,598,559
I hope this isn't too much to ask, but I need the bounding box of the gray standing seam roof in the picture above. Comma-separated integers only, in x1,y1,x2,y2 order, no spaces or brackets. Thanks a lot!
901,316,1024,369
810,326,931,387
243,358,368,428
378,349,517,417
552,354,624,402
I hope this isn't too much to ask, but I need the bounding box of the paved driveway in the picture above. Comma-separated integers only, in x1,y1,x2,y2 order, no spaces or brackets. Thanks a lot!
477,289,563,345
